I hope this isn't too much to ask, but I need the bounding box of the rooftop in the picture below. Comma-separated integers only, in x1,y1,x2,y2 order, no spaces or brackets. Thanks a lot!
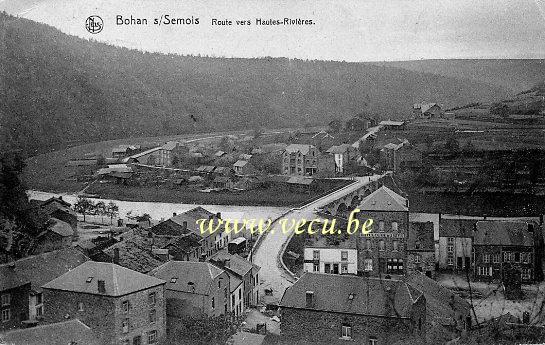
42,261,165,296
439,218,475,238
209,251,260,277
46,218,74,237
280,273,421,318
103,230,166,273
0,319,100,345
474,220,535,246
150,261,225,295
358,185,409,212
407,222,434,251
285,144,315,155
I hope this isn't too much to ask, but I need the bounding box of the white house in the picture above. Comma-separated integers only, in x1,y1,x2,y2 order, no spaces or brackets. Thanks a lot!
303,236,357,275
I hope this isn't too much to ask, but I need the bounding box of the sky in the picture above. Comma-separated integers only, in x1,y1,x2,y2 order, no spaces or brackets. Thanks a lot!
1,0,544,61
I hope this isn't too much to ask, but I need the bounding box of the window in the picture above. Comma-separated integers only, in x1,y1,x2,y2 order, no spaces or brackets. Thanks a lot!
224,287,228,299
122,340,130,345
493,254,500,263
391,222,398,231
218,280,221,288
341,251,348,261
78,302,84,311
378,221,385,232
211,297,215,309
522,268,531,280
1,309,10,322
369,337,378,345
378,240,385,251
170,277,177,283
148,330,157,344
1,294,10,307
341,263,348,274
509,252,515,262
122,300,130,313
313,263,319,272
132,336,142,345
149,309,156,323
313,250,320,260
232,295,235,305
414,254,421,264
478,266,492,276
447,257,454,266
148,292,156,305
36,293,43,305
414,240,420,250
483,254,490,263
239,289,242,299
515,252,520,263
366,239,372,251
447,242,454,253
364,259,373,271
447,237,454,244
503,252,509,262
341,324,352,339
387,258,404,274
324,263,331,273
122,319,129,333
393,241,399,252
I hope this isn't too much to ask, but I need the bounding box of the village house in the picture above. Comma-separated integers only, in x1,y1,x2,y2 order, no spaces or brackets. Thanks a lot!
232,160,257,175
282,144,319,176
326,144,358,174
413,102,444,119
32,218,74,254
356,186,410,277
96,164,135,184
149,261,230,319
379,120,406,131
0,319,100,345
345,116,377,132
303,235,358,275
0,248,89,331
473,220,538,283
103,232,167,274
406,222,436,279
111,145,141,159
404,272,471,332
380,139,422,172
42,261,166,345
31,196,78,240
208,251,260,309
438,218,474,272
280,273,427,345
124,141,187,167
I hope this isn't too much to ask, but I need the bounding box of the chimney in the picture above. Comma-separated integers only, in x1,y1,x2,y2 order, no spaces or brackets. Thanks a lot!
173,212,177,217
384,286,395,315
528,223,535,233
182,221,188,231
540,215,544,226
305,291,314,308
216,212,221,219
59,196,63,201
113,248,120,264
97,280,106,294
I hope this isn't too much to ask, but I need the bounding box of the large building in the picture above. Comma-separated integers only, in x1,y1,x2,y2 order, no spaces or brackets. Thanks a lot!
356,185,410,277
280,273,426,345
473,220,537,283
281,144,318,176
42,261,166,345
438,218,474,272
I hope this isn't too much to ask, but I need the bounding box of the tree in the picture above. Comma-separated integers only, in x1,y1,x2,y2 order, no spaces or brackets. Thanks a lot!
444,137,460,155
96,154,106,167
135,213,152,227
73,196,95,222
95,201,106,223
328,119,343,133
105,201,119,225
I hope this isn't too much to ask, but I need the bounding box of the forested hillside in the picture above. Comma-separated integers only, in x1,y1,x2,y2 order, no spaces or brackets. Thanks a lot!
0,12,510,156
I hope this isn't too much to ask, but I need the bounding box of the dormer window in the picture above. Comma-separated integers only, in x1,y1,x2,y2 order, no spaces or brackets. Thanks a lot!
86,277,93,283
341,324,352,339
170,277,178,283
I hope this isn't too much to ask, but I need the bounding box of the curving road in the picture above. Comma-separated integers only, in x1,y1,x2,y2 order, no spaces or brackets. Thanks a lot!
253,174,385,303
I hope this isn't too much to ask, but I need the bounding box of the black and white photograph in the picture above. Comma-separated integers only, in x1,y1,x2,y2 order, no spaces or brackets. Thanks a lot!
1,0,545,344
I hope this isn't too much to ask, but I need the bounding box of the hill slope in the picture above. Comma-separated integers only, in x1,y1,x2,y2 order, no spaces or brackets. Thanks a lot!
0,13,510,156
368,59,545,93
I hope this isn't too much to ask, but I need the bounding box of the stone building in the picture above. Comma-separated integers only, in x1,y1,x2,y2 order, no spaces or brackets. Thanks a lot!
280,273,427,345
438,218,474,272
42,261,166,345
356,186,410,277
406,222,436,279
281,144,318,176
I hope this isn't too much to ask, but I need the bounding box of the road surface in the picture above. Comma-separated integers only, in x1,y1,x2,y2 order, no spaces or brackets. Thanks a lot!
252,174,385,304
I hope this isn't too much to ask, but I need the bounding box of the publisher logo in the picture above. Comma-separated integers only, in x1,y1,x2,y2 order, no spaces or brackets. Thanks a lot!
85,15,103,34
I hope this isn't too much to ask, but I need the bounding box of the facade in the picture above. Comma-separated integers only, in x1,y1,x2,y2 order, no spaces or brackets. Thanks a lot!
0,248,89,330
326,144,358,174
280,273,426,345
406,222,436,278
0,268,31,331
380,139,422,172
281,144,318,176
438,218,474,271
356,186,410,277
149,261,230,318
232,160,256,175
32,197,78,240
473,220,537,283
42,261,166,345
33,218,74,254
303,236,358,275
208,251,260,308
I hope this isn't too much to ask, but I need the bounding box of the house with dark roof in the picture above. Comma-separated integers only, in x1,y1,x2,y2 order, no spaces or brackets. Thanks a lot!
413,102,444,119
473,220,538,283
42,261,166,345
0,247,89,330
438,218,474,271
32,218,74,255
356,185,410,277
279,273,426,344
149,261,230,318
208,251,260,309
380,138,422,172
404,272,471,332
233,160,257,175
31,196,78,240
326,144,358,174
0,319,100,345
407,222,436,278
